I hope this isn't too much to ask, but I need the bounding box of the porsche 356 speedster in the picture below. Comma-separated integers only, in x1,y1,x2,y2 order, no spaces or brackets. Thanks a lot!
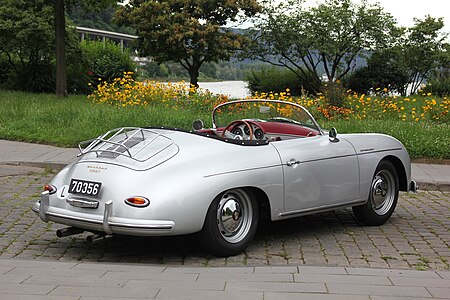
33,99,417,256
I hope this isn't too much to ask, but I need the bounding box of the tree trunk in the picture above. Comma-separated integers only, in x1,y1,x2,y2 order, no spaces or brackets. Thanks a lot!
55,0,67,97
188,66,200,89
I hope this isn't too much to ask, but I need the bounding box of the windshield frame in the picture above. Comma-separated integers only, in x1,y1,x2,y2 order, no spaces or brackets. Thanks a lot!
212,99,324,135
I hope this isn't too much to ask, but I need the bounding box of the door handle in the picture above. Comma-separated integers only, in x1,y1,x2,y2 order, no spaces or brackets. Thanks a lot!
286,159,300,166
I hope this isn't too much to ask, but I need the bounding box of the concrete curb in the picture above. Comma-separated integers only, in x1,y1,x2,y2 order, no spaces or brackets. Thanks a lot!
1,258,449,299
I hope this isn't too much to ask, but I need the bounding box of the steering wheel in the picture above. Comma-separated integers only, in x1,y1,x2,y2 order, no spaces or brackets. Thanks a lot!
221,120,254,140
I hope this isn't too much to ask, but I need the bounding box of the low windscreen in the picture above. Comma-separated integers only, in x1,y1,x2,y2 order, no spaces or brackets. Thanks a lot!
213,100,321,133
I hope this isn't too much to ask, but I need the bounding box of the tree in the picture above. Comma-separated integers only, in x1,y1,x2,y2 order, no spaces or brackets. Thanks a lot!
345,48,410,95
0,0,55,92
346,16,448,96
55,0,67,97
115,0,261,88
401,16,448,95
54,0,118,97
247,0,397,94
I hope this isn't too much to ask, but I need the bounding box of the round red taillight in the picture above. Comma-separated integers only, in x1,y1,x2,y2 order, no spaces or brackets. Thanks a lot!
125,196,150,208
43,184,57,195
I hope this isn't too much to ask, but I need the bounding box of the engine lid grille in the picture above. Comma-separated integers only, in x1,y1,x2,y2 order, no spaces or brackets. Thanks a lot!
78,127,175,162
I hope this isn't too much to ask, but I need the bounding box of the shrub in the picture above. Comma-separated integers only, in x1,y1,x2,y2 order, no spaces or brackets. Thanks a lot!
344,49,410,96
422,70,450,97
0,54,16,90
15,60,55,93
81,39,136,85
245,67,319,96
320,81,348,107
0,54,55,93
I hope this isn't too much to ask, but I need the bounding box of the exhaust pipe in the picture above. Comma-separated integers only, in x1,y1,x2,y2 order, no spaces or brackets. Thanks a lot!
86,233,107,243
56,227,84,238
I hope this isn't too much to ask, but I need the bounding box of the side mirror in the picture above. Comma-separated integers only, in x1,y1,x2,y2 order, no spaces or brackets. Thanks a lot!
329,127,339,143
192,119,204,131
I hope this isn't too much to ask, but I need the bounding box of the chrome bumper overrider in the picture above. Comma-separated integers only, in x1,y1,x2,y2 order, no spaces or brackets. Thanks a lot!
410,180,418,193
33,192,175,236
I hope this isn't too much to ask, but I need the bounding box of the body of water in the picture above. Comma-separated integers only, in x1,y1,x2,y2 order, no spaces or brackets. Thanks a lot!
198,81,250,99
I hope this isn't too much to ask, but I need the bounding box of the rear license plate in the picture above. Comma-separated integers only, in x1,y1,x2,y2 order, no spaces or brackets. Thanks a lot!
69,179,102,197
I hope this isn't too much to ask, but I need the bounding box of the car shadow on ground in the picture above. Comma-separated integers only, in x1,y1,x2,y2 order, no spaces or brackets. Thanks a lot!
46,208,363,264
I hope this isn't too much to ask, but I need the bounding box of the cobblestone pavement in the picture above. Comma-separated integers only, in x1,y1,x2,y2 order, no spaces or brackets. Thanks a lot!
1,166,449,271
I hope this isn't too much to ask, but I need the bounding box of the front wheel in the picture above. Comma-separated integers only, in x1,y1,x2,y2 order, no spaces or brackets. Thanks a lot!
198,188,258,256
353,160,399,226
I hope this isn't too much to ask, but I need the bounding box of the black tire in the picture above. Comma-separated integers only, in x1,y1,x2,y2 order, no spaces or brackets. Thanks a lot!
198,188,258,256
353,160,399,226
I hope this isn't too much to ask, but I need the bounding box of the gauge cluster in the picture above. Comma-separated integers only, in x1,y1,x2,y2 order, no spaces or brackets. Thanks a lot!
231,123,265,140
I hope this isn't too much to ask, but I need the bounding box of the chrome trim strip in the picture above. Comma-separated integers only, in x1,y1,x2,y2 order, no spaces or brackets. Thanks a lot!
66,198,99,209
46,211,103,225
356,148,402,155
279,199,365,218
108,222,174,230
360,148,375,152
204,164,281,178
298,148,403,165
297,153,356,164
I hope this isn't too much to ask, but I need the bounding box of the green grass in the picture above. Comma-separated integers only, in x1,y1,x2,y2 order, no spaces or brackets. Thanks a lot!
322,119,449,159
0,90,448,159
0,91,210,147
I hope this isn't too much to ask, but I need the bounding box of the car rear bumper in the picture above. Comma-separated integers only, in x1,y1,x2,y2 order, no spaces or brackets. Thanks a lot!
32,191,175,236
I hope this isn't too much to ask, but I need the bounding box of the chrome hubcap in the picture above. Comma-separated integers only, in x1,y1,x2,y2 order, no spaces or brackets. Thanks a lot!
217,190,253,243
370,170,395,215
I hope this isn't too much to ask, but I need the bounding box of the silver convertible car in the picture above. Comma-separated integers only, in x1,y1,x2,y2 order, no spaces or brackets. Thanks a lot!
34,99,417,256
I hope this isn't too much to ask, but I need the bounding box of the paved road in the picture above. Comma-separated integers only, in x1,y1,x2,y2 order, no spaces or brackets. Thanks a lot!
1,165,449,271
1,125,450,298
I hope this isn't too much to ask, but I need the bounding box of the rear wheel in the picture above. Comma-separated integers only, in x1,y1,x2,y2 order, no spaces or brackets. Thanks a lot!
353,160,399,226
199,188,258,256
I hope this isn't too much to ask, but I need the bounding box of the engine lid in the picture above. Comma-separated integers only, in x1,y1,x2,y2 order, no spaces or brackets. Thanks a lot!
76,128,179,171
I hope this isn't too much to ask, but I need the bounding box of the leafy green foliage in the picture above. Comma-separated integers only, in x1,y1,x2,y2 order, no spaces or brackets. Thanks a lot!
0,0,55,92
0,0,129,93
320,82,349,107
245,67,316,96
115,0,262,87
142,60,249,81
80,40,135,84
402,16,449,95
345,48,410,95
345,16,448,96
423,69,450,97
67,5,135,35
322,119,449,159
247,0,397,93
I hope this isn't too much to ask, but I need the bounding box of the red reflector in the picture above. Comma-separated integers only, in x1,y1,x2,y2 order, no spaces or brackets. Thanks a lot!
44,184,57,195
125,197,150,208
